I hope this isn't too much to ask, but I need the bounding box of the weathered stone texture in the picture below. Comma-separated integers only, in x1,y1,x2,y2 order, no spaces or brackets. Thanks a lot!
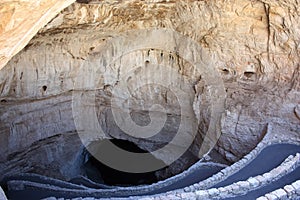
0,0,75,70
0,0,299,179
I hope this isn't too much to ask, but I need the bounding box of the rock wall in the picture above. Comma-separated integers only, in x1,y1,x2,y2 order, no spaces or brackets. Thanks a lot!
0,0,299,180
0,0,75,70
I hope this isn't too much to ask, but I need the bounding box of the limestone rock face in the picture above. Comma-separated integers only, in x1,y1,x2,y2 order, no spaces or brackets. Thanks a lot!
0,186,7,200
0,0,299,180
0,0,75,70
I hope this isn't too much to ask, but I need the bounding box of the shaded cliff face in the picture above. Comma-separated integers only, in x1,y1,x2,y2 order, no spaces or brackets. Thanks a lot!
0,0,299,181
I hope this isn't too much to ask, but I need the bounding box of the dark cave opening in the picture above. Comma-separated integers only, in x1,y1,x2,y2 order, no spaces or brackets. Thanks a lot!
83,139,166,186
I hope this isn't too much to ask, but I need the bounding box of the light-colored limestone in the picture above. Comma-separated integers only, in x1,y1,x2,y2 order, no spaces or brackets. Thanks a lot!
291,181,300,195
257,197,269,200
248,177,260,187
0,0,75,70
0,1,299,199
284,185,296,197
265,193,279,200
0,1,299,178
0,186,7,200
272,189,288,199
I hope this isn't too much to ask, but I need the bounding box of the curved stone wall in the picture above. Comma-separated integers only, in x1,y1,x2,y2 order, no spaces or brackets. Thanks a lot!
4,127,300,199
257,180,300,200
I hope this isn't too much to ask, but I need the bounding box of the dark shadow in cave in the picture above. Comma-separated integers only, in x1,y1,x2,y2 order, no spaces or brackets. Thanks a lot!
82,139,166,186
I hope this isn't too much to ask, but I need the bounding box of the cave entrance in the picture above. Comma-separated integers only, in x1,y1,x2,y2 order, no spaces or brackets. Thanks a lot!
83,139,166,186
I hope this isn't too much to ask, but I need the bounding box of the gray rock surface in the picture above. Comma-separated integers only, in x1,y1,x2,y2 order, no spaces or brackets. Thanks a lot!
0,0,299,185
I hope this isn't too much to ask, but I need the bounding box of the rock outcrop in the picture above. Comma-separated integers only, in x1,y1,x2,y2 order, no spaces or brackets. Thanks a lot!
0,0,299,182
0,0,75,70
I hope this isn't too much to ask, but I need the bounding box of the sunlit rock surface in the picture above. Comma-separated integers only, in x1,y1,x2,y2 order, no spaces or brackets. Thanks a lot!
0,0,75,70
0,0,299,182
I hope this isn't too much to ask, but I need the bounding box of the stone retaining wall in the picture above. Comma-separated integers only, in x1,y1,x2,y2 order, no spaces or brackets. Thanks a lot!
105,153,299,200
170,153,299,200
178,123,300,194
6,162,225,199
31,123,300,200
257,180,300,200
104,123,300,200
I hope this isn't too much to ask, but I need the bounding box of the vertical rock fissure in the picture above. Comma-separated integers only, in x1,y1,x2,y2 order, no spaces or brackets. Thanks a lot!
263,2,271,61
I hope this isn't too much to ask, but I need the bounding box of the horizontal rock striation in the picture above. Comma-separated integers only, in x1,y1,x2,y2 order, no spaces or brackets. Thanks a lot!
0,0,299,188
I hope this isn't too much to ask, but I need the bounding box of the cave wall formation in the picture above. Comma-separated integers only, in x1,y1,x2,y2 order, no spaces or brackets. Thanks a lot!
0,0,299,180
0,0,76,70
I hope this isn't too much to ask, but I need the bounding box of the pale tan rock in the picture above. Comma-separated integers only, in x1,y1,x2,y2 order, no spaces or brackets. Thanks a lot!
0,0,75,70
0,0,299,179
